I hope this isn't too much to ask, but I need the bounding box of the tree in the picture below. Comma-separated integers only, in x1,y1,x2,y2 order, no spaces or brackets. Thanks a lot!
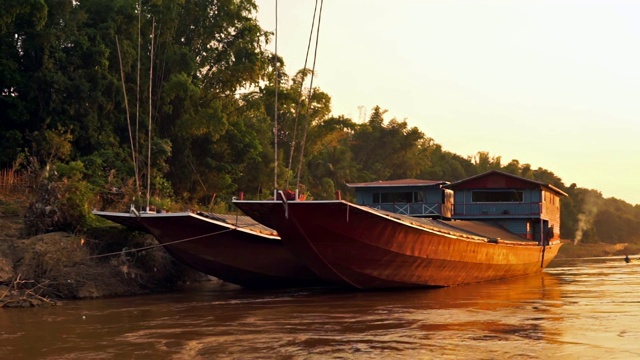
418,145,471,181
138,0,271,201
351,106,434,181
304,116,358,198
0,0,273,205
471,151,501,173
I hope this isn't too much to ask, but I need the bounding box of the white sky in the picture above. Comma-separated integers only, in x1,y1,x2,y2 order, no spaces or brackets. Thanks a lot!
255,0,640,205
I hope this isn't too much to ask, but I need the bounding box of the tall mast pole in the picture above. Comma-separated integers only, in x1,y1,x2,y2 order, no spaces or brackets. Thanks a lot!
146,18,155,212
273,0,279,197
136,0,141,198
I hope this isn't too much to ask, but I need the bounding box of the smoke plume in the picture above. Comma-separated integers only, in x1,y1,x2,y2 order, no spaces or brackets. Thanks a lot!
573,192,603,244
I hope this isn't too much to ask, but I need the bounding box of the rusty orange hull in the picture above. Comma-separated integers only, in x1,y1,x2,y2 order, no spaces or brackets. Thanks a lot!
92,210,324,288
233,200,561,289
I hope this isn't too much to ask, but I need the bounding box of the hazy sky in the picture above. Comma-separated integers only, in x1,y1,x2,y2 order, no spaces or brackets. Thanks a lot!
255,0,640,205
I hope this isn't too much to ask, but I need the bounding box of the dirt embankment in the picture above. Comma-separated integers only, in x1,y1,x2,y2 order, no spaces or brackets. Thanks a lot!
0,195,206,308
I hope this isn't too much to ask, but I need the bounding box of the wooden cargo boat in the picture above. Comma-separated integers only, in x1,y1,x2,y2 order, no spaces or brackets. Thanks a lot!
233,199,562,289
92,210,324,288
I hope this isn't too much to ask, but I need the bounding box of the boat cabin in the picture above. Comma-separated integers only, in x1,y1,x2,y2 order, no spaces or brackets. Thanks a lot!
444,170,567,242
346,179,453,218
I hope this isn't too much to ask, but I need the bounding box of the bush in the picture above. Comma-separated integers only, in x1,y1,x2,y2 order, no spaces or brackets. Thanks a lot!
23,170,96,236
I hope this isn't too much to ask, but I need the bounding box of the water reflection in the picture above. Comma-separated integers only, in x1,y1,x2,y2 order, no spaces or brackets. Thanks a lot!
547,259,640,360
1,259,640,359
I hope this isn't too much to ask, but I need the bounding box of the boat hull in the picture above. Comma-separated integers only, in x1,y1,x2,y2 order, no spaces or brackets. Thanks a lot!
93,211,323,288
234,200,561,289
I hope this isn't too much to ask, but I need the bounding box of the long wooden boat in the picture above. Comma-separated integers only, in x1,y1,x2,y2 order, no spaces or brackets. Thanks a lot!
233,199,562,289
92,210,324,289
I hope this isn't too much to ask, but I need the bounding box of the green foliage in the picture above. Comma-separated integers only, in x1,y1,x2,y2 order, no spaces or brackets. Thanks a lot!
560,193,578,242
593,202,640,244
23,162,96,236
350,106,434,182
60,177,96,230
56,160,86,179
316,178,336,200
29,126,73,165
80,148,132,189
1,0,270,206
471,151,501,173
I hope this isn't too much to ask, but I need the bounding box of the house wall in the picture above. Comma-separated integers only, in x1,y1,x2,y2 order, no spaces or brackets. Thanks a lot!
355,191,370,204
453,188,541,216
453,188,561,241
354,186,448,218
450,172,541,190
355,186,440,203
541,190,561,240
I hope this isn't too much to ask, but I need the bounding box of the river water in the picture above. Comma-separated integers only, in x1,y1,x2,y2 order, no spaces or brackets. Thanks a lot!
1,257,639,359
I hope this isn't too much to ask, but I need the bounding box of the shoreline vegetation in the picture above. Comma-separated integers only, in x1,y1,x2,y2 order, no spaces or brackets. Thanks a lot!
0,192,208,308
555,242,639,261
1,191,636,308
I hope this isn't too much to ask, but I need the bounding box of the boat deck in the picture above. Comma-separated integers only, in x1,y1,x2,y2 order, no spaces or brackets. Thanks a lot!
199,207,532,244
376,210,532,243
436,219,532,242
197,212,279,237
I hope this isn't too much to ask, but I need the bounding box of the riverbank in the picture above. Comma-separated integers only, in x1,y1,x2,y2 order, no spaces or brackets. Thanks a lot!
555,241,639,259
0,194,207,308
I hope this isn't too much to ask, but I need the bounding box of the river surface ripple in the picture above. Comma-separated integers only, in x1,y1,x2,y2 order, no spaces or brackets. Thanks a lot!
1,257,639,359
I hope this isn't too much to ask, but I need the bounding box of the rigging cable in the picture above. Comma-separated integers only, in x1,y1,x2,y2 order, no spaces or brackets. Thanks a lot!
295,0,324,191
115,36,140,197
91,207,268,259
87,224,256,259
284,0,321,190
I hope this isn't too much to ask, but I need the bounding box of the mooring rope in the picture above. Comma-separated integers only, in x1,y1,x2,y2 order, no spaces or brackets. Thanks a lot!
88,223,255,259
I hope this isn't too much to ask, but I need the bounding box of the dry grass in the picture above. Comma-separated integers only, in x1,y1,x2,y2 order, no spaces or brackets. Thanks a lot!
0,169,29,198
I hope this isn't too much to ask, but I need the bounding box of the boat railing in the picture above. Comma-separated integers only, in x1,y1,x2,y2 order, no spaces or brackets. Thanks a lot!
365,202,443,217
452,202,542,217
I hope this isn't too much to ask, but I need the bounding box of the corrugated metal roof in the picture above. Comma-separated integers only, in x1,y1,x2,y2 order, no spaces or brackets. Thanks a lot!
346,179,448,188
444,170,568,197
439,220,530,242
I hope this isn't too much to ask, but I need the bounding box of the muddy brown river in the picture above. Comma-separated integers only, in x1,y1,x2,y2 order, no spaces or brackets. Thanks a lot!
1,257,639,359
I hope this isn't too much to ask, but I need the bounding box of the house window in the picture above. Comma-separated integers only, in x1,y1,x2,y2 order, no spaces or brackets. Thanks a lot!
472,190,523,203
372,192,423,204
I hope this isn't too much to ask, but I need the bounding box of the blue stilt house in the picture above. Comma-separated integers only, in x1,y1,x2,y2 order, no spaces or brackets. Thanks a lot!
444,170,567,242
347,170,567,243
